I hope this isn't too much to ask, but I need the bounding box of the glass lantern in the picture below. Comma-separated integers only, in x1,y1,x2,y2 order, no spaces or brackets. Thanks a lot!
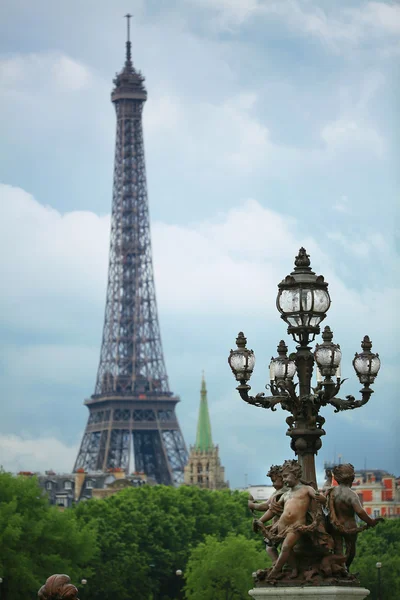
277,248,331,343
314,326,342,378
269,340,296,382
353,336,380,385
228,332,255,382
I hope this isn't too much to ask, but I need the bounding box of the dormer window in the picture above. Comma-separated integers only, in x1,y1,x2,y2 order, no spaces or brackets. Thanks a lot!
46,481,52,490
86,480,93,489
64,481,72,490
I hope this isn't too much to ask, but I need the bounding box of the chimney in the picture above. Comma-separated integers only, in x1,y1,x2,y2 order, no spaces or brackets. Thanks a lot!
74,469,86,501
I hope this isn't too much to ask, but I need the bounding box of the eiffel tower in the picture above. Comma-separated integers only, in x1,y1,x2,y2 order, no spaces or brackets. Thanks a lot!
74,16,187,484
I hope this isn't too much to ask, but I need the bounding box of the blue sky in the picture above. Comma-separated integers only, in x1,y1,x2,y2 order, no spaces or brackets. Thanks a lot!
0,0,399,487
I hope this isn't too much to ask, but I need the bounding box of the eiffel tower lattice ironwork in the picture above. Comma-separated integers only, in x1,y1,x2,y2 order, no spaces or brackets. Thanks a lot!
74,17,187,484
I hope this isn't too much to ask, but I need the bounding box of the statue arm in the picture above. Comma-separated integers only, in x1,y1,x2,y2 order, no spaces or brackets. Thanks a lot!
249,500,270,512
258,508,275,523
351,494,382,526
308,486,327,504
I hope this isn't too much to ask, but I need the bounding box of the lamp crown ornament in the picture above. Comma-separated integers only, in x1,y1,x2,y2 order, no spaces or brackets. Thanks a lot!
293,247,312,271
236,331,247,348
277,340,288,356
360,334,372,352
321,325,333,342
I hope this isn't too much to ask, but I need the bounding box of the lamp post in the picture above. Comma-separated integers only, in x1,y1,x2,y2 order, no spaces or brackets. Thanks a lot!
376,562,382,600
0,576,3,600
176,569,183,599
80,578,87,598
228,248,380,487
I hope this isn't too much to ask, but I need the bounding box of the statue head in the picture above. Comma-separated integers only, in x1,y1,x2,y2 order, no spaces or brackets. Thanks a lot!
38,574,79,600
281,459,302,487
332,463,355,486
267,464,284,489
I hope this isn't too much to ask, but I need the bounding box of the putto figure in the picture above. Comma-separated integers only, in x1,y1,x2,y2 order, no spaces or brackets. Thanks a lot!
251,460,384,585
38,574,79,600
254,460,327,580
326,463,383,568
248,465,285,562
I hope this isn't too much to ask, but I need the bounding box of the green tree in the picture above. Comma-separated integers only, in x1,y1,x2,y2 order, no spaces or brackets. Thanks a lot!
184,534,268,600
75,485,261,599
352,519,400,600
0,470,97,600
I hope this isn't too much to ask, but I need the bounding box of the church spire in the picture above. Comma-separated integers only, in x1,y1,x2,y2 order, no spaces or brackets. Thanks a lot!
195,372,213,451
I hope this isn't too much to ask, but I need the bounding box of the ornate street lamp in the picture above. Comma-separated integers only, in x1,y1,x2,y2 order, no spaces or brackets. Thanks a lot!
228,247,381,486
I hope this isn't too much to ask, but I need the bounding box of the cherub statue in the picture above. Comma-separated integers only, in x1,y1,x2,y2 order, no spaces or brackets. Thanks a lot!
326,463,384,568
254,459,327,580
248,465,285,562
38,574,79,599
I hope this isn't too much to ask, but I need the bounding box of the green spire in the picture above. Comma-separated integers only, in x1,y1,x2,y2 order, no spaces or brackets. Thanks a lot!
195,372,214,452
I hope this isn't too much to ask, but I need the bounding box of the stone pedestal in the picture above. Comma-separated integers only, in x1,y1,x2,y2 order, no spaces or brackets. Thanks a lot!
248,587,370,600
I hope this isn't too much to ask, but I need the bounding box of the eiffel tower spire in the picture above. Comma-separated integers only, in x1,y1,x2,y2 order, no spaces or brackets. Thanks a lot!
74,20,187,484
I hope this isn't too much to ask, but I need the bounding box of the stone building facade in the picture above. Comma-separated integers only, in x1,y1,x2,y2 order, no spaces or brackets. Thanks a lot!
353,469,400,518
18,468,149,508
183,375,228,490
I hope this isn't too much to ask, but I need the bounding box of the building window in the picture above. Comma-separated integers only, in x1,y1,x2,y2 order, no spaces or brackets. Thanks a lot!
198,475,203,484
56,496,68,507
373,509,380,518
197,463,202,473
46,482,52,490
64,481,72,490
86,480,93,489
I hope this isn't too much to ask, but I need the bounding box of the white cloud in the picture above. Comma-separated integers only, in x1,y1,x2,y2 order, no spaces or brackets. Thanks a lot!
0,184,109,334
0,434,78,474
3,344,98,388
1,183,398,340
357,2,400,35
0,53,92,93
0,49,387,191
320,118,385,156
189,0,400,51
333,195,351,214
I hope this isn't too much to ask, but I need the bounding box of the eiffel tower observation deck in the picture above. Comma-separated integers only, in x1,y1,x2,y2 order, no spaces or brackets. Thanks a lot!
74,16,187,484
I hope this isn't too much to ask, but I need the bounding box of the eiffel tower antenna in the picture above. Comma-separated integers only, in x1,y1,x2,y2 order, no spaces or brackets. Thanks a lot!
125,13,132,64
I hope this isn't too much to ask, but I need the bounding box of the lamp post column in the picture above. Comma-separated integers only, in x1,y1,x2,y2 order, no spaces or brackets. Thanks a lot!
287,344,324,488
376,562,382,600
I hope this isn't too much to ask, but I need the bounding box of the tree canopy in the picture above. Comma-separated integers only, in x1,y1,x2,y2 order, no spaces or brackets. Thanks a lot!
0,470,97,600
184,533,268,600
352,519,400,600
74,484,263,599
0,473,399,600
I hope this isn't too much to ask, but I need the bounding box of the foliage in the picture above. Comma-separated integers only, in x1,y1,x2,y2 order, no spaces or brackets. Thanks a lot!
0,470,97,600
2,474,398,600
184,533,268,600
74,485,264,599
352,519,400,600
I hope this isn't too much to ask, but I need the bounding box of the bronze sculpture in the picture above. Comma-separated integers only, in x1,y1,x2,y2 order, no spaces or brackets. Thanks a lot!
248,465,285,562
326,463,383,568
38,574,79,600
250,461,383,586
